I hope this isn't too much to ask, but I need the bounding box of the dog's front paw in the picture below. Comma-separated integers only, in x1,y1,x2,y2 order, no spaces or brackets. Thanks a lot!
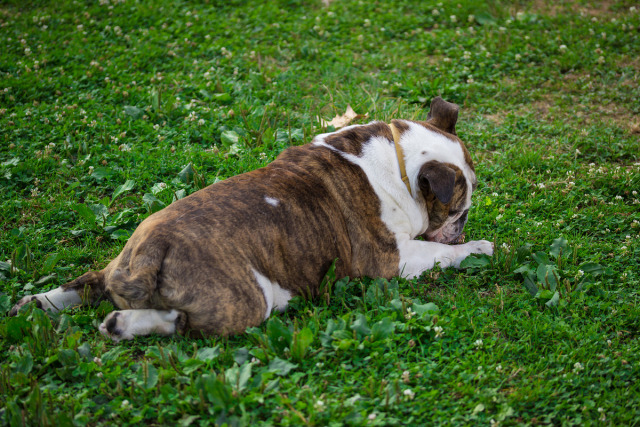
99,311,132,342
452,240,494,268
9,295,43,316
464,239,494,257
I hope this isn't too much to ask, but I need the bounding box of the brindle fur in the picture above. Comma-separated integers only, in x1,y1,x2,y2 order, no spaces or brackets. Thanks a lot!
40,97,475,337
62,137,400,335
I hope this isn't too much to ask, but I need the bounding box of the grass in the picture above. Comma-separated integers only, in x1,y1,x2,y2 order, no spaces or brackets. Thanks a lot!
1,0,639,425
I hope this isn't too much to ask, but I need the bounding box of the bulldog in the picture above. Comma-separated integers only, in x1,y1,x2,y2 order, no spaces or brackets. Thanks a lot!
10,97,493,341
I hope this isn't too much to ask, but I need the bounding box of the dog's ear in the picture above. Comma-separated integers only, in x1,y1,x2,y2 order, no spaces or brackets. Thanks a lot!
426,96,459,135
418,160,456,204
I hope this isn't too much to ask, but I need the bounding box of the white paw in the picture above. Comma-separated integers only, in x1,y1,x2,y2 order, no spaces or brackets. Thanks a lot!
464,239,494,257
99,311,133,342
453,240,494,268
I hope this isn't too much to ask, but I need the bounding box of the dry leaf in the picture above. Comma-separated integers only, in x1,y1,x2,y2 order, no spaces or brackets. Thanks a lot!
319,105,368,129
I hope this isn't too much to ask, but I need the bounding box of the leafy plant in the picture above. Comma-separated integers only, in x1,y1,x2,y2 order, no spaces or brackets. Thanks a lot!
514,237,611,307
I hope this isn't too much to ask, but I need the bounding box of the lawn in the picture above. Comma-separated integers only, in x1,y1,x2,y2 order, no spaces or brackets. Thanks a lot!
1,0,639,425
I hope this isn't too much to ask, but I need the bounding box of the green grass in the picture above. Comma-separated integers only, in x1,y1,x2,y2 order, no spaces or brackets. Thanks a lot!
1,0,639,425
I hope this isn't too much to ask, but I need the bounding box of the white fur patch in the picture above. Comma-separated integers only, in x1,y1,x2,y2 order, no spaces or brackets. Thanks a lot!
99,309,180,341
397,239,494,278
15,287,83,313
264,196,280,207
313,120,481,278
253,269,291,320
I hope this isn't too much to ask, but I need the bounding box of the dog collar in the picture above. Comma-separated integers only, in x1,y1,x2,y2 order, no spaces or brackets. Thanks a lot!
389,122,412,194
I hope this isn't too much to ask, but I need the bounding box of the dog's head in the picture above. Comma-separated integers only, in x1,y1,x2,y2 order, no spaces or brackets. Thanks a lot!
400,97,478,244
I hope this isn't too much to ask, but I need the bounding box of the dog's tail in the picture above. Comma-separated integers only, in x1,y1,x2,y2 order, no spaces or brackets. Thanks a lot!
104,237,170,305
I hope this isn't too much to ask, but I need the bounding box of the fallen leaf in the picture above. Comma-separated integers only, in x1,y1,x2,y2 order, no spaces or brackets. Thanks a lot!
319,105,368,129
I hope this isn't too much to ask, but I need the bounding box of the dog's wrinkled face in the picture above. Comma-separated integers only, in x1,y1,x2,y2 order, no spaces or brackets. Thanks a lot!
418,160,476,244
414,98,477,244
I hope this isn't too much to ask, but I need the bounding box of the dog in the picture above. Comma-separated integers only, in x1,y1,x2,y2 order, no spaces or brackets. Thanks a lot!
10,97,493,341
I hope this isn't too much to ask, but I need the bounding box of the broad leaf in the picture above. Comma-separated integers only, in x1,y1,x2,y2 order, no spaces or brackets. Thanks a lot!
178,163,195,184
371,317,395,341
537,264,558,292
532,251,550,266
579,262,604,276
523,275,538,297
142,193,165,213
42,252,62,273
233,347,249,365
196,346,220,362
111,180,135,204
220,130,240,146
90,167,112,181
291,327,314,361
459,254,492,270
136,363,159,390
412,302,439,317
123,105,144,119
266,317,292,355
350,313,371,338
72,204,96,228
549,237,569,259
268,357,297,376
545,291,560,308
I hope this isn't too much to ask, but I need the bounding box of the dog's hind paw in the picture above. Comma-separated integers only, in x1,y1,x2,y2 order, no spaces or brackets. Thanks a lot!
9,295,43,316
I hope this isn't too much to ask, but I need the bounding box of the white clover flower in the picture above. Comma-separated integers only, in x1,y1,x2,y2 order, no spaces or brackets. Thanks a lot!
402,370,410,383
537,183,545,189
559,44,567,52
316,400,324,407
403,389,415,399
434,326,444,338
450,15,457,23
432,9,440,16
468,14,475,23
599,407,606,421
597,56,605,64
405,307,416,320
368,413,377,420
573,362,584,372
121,399,131,408
495,364,503,373
31,187,39,197
515,54,522,61
474,339,483,349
